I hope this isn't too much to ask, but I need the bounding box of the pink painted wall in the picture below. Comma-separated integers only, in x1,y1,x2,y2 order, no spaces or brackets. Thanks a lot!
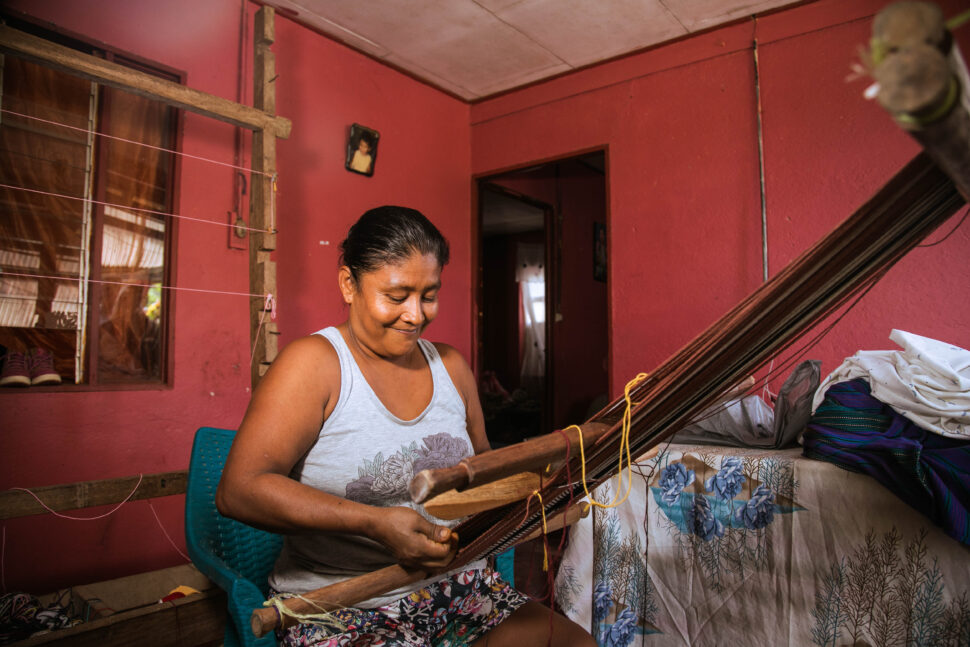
471,0,970,398
271,15,472,351
0,0,469,594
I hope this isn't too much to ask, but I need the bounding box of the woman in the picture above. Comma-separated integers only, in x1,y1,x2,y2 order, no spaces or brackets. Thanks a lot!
217,206,594,646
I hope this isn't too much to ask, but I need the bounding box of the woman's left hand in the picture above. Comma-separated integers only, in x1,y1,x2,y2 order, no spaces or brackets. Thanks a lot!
369,506,459,571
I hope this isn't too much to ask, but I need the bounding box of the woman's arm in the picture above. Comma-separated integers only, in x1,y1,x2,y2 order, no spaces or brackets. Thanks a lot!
217,335,455,569
436,343,491,454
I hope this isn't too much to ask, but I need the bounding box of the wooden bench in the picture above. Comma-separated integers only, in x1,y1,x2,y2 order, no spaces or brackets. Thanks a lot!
2,471,227,647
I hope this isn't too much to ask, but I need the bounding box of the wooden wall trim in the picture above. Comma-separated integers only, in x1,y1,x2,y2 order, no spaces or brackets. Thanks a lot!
0,470,188,520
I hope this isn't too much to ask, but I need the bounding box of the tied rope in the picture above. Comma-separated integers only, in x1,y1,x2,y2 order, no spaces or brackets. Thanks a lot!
271,174,279,233
571,372,648,512
521,490,551,572
263,593,347,633
251,294,277,368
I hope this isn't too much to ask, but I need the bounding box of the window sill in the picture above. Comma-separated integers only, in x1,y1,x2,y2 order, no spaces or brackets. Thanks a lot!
0,381,173,394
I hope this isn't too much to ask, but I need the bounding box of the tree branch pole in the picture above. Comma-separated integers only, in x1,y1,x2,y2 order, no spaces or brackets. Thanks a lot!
874,1,970,199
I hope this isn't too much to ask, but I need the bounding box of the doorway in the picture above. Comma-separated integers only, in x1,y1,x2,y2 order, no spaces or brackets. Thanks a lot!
477,151,609,447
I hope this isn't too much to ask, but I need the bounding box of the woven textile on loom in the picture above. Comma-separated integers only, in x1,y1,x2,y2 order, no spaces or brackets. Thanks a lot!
802,378,970,545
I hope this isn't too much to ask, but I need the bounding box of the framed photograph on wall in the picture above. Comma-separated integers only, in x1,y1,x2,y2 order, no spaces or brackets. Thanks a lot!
593,222,607,282
345,123,379,176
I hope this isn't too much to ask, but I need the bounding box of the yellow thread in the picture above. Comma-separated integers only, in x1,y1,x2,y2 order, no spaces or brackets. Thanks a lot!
531,490,550,571
264,594,348,632
946,9,970,30
570,372,648,512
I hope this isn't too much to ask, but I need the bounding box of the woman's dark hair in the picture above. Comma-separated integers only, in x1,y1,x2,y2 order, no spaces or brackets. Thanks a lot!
340,206,450,283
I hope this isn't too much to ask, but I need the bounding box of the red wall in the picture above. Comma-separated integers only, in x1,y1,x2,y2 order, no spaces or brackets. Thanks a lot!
0,0,469,594
471,0,970,398
271,15,472,350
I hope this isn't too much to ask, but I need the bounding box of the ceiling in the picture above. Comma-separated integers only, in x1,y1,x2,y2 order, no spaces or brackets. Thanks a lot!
263,0,804,101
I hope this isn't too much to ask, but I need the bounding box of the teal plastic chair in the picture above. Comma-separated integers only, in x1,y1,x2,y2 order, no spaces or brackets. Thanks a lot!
185,427,283,647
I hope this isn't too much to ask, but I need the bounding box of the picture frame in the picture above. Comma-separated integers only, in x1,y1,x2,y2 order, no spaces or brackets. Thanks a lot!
345,123,379,176
593,222,607,282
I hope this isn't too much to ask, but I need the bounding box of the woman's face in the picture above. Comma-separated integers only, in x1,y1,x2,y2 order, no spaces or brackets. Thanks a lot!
341,251,441,358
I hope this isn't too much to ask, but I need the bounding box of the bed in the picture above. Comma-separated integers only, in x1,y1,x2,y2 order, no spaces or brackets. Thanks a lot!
554,442,970,646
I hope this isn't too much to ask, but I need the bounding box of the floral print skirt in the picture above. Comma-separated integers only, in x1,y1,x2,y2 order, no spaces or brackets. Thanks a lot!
276,567,527,646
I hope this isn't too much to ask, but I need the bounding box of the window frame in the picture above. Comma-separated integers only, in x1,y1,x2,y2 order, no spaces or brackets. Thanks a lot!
0,13,184,391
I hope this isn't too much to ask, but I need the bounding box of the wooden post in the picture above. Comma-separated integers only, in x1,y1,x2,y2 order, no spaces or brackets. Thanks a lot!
873,1,970,199
250,6,280,386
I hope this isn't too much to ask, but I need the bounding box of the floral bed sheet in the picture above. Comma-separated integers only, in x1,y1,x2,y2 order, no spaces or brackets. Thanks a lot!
554,444,970,646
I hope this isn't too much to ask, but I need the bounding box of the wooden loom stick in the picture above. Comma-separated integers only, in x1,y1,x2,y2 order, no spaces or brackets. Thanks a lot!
411,374,755,513
408,421,611,504
422,471,543,519
250,564,426,638
249,505,589,637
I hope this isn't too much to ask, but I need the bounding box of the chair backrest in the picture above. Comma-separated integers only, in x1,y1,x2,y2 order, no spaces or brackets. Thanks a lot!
185,427,283,645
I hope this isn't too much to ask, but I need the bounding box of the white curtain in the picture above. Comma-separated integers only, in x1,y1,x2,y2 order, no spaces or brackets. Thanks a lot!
516,243,545,393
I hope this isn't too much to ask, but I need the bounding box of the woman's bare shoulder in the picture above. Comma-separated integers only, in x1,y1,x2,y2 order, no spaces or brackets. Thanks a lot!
258,333,340,400
431,341,470,371
431,342,474,394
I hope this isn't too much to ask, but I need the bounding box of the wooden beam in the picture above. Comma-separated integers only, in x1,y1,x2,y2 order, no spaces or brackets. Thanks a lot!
0,471,187,520
250,6,280,388
0,24,291,139
873,2,970,199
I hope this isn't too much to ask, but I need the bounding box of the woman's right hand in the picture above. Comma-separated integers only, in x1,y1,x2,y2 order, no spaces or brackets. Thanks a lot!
370,506,458,571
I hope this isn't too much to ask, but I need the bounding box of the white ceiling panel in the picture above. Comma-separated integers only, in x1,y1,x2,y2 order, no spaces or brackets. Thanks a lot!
264,0,804,100
492,0,688,67
663,0,801,31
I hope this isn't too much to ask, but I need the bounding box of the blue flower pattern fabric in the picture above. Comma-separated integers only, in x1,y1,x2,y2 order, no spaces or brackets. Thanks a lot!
604,608,638,647
688,492,725,541
658,462,695,504
704,455,745,499
735,483,775,529
575,453,801,645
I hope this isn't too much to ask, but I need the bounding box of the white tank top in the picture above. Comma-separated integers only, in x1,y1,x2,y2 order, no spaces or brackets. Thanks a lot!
268,326,485,607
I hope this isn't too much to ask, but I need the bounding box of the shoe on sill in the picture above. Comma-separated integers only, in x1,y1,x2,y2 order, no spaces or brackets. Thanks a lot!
29,348,62,386
0,351,31,387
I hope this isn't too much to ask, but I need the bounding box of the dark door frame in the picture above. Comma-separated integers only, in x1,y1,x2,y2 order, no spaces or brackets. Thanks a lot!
476,182,555,437
472,145,611,436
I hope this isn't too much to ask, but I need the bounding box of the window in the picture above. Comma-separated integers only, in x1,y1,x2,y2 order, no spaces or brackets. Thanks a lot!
0,26,178,387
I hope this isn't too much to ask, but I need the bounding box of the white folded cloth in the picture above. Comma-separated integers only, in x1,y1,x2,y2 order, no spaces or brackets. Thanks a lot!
812,329,970,439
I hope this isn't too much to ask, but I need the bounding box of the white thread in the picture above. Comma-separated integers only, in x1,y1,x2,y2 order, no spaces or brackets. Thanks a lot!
0,183,273,234
7,474,144,521
0,108,275,178
146,499,190,562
